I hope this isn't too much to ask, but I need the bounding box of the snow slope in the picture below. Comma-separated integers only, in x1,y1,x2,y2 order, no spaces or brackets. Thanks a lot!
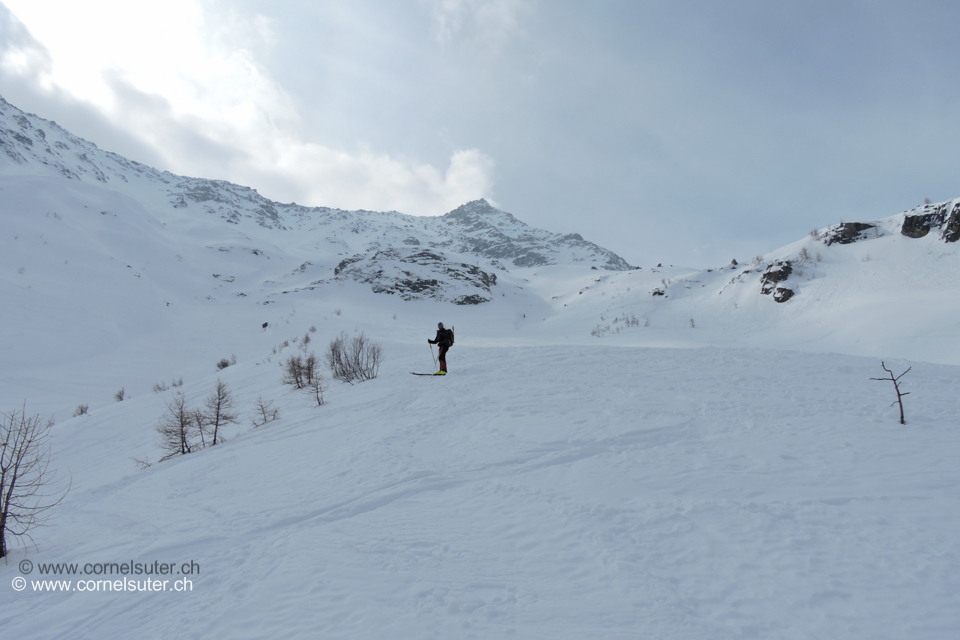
5,345,960,639
2,95,960,639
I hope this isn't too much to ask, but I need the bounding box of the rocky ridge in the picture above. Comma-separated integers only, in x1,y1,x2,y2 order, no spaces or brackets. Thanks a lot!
0,95,634,304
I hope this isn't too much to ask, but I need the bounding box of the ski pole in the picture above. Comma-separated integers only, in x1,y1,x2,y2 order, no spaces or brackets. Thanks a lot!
429,343,437,370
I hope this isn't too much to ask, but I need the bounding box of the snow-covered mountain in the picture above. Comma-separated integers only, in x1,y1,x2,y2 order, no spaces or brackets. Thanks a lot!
3,96,960,640
0,95,630,307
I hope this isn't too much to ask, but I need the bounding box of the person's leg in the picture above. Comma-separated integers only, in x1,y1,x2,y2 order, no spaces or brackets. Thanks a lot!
439,346,448,373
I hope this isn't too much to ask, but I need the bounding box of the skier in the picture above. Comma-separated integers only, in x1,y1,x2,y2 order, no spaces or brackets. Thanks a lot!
428,322,453,375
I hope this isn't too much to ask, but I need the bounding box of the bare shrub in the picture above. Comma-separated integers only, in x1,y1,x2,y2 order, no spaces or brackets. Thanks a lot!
308,375,327,407
114,388,125,402
152,382,169,393
0,405,69,558
326,331,383,383
171,378,184,388
216,358,231,370
251,396,279,427
282,353,319,389
156,392,198,461
192,409,209,448
73,404,89,417
797,247,810,263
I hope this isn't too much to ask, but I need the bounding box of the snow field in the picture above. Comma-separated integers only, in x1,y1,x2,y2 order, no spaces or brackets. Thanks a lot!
4,344,959,639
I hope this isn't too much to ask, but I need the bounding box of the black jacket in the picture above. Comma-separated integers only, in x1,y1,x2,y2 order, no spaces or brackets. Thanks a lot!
429,328,452,348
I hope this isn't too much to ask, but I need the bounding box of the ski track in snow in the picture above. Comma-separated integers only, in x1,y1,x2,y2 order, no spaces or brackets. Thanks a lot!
3,346,959,639
2,98,960,638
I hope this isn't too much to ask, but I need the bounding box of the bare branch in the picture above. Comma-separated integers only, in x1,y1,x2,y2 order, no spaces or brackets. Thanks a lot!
871,361,911,425
1,404,70,559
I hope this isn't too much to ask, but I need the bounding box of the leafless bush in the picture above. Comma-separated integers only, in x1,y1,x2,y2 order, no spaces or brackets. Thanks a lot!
283,353,319,389
1,405,69,558
156,392,198,461
797,247,810,263
308,375,327,407
251,396,279,427
216,358,231,370
171,378,184,388
114,388,125,402
192,409,209,448
73,404,89,417
152,381,169,393
326,331,383,383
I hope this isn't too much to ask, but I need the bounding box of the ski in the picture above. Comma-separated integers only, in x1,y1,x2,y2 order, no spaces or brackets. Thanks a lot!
410,372,439,376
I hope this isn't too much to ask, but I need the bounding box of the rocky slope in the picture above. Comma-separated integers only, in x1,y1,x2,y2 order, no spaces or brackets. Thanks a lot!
0,95,632,306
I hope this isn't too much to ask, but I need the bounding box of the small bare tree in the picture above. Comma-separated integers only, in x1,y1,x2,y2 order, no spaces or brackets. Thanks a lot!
1,405,70,559
308,375,327,407
282,354,317,389
156,392,198,461
202,380,238,446
326,331,383,383
192,409,209,449
251,396,279,427
871,362,911,425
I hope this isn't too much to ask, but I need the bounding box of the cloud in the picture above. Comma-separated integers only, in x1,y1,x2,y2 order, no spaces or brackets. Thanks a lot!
0,2,51,81
0,0,496,215
426,0,534,48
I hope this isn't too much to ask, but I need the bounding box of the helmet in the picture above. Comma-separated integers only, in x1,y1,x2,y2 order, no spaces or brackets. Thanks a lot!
438,322,444,327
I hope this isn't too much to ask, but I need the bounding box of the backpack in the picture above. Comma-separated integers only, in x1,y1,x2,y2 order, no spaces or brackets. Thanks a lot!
440,327,454,348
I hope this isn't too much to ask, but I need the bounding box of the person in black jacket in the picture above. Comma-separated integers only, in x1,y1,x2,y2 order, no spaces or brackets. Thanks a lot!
428,322,452,375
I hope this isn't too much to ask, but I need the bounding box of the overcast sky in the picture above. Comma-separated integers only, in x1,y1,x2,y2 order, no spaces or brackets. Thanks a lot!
2,0,959,267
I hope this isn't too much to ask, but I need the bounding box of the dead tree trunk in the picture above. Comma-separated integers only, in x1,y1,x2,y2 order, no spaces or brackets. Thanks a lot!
871,362,911,425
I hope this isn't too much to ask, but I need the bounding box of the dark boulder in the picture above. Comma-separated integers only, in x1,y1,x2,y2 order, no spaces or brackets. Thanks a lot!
772,287,794,303
760,260,792,295
823,222,876,245
901,213,940,238
942,204,960,243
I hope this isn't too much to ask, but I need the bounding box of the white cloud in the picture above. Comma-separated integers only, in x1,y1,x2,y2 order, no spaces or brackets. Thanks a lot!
0,0,496,214
426,0,534,48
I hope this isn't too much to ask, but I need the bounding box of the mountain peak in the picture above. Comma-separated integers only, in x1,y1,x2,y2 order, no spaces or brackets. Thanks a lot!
447,198,499,216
